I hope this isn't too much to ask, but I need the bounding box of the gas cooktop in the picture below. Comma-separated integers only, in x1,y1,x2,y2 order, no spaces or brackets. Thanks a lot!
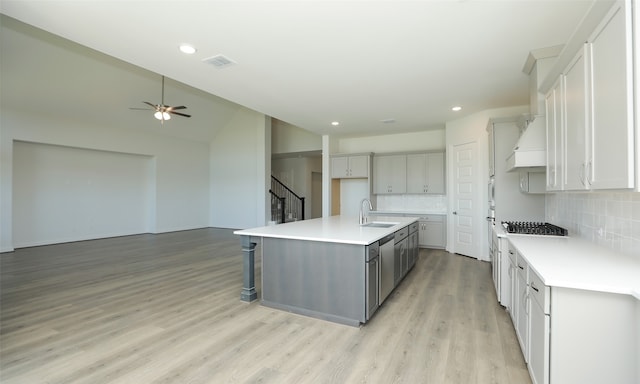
501,221,568,236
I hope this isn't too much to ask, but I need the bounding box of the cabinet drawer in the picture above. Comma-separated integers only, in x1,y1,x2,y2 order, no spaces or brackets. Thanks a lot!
409,222,419,234
394,226,409,242
528,268,550,314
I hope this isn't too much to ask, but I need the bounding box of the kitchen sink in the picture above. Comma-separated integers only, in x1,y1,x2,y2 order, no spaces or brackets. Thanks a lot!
361,221,398,228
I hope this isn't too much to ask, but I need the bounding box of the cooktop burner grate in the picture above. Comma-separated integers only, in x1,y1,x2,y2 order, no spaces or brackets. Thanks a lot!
501,221,568,236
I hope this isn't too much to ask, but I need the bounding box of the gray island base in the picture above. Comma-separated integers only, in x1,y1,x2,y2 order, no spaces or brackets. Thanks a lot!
234,215,418,326
262,238,366,326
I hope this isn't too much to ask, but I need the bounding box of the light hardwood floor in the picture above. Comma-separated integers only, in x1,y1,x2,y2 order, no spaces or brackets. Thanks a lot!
1,228,531,384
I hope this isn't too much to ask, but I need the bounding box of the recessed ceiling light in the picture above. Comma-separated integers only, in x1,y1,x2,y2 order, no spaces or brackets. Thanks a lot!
451,106,462,112
179,44,197,54
331,121,340,126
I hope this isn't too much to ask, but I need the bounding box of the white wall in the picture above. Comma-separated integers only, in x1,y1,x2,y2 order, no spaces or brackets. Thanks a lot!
0,110,211,252
337,130,445,153
0,15,273,251
272,119,322,154
13,141,154,248
209,108,270,229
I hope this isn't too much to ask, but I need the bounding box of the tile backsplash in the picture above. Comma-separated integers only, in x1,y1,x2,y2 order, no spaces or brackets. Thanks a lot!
546,192,640,258
375,194,447,213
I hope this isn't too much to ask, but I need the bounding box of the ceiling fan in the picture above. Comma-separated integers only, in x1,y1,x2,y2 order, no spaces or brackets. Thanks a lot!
130,75,191,123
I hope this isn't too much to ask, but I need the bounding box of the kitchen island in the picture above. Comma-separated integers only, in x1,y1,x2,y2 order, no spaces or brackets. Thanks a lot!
234,215,418,326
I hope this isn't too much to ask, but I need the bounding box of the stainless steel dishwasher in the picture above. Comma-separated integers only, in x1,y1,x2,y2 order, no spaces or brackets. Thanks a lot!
378,233,395,305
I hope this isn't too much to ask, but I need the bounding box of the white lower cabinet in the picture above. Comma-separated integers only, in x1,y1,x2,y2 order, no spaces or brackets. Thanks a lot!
508,239,638,384
528,269,550,384
515,254,529,363
507,245,518,327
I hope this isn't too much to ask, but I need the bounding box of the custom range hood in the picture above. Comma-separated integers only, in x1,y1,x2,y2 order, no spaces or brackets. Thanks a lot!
506,115,546,172
507,46,561,172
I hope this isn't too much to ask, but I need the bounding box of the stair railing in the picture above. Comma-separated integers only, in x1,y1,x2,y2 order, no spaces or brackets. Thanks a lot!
270,175,305,223
268,190,286,224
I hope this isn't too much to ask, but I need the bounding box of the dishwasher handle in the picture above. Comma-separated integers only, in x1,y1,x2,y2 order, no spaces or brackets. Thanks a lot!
379,234,395,246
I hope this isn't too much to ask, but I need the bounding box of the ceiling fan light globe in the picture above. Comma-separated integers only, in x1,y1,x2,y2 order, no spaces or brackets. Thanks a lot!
154,111,171,121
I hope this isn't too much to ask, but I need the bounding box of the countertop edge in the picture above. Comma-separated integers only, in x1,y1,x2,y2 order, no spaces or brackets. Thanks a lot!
372,210,447,216
506,234,640,299
234,216,418,246
232,231,372,245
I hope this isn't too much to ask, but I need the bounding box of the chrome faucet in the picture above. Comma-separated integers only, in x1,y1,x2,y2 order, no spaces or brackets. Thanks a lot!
359,198,373,225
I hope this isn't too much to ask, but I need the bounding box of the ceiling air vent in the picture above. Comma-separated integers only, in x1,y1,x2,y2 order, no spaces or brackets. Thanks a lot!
203,54,236,68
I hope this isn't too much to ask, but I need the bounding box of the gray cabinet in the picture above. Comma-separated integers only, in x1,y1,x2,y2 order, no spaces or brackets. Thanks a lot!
365,243,379,321
373,155,406,194
331,154,370,178
416,214,446,249
408,222,418,269
406,152,445,194
393,226,408,285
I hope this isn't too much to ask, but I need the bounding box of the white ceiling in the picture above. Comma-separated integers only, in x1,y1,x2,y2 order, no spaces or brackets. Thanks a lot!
1,0,594,139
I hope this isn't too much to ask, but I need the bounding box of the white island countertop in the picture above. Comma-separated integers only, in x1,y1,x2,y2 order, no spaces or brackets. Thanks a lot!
234,215,418,245
508,234,640,297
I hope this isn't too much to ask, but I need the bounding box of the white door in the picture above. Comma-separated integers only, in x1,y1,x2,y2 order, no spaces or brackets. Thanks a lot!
452,142,478,258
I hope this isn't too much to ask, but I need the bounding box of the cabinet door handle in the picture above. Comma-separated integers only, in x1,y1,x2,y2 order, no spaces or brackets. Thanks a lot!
518,265,524,270
453,211,457,215
509,250,514,255
530,282,539,292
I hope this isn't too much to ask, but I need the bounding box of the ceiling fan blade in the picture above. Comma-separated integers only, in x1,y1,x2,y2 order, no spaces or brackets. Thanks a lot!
143,101,158,109
165,105,187,111
170,111,191,118
129,107,153,110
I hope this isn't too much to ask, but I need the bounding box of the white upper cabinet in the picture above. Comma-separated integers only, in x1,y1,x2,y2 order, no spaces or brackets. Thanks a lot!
488,126,496,177
563,45,590,190
543,0,635,192
545,77,564,191
588,0,634,189
331,155,369,179
406,152,445,194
